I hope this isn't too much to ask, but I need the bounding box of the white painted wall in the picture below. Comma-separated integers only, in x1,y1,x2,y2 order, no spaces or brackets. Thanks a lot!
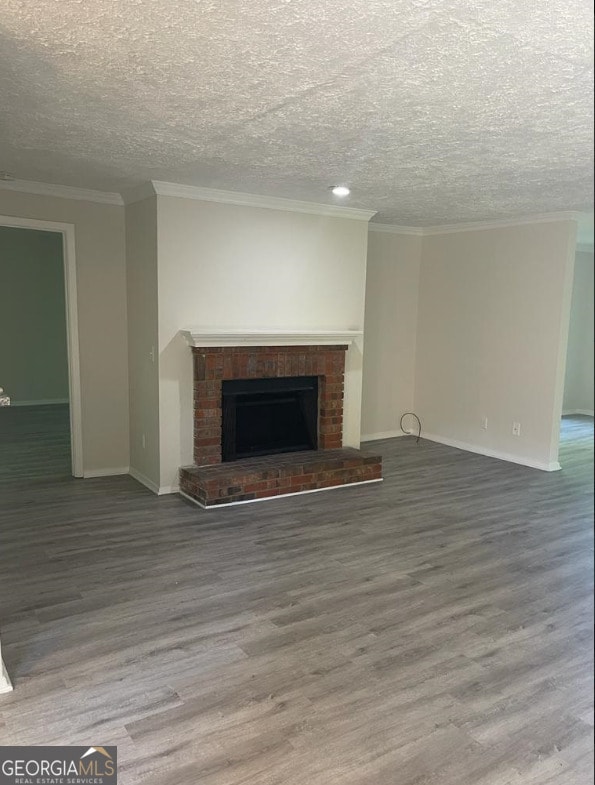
1,189,578,485
156,195,370,490
361,230,422,440
563,250,594,415
0,227,69,404
126,197,160,489
415,220,577,470
0,191,129,474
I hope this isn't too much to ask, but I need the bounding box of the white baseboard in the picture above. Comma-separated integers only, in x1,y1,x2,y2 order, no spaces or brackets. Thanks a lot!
421,432,561,472
83,466,129,478
128,468,178,495
0,659,13,693
129,467,161,494
159,484,180,495
11,398,69,407
180,477,383,509
562,409,594,417
361,429,406,442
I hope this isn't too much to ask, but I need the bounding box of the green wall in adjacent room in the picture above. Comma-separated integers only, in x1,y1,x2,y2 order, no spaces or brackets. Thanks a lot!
0,226,69,404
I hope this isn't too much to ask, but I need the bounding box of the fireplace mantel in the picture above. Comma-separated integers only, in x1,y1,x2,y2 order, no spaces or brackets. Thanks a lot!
180,329,362,348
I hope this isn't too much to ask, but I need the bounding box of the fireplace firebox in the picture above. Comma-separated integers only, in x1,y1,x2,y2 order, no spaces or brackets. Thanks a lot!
221,376,318,461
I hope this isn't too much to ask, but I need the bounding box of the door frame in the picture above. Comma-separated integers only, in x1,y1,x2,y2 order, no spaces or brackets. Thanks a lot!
0,214,84,477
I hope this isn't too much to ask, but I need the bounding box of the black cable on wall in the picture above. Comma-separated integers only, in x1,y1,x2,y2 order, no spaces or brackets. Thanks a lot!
400,412,422,444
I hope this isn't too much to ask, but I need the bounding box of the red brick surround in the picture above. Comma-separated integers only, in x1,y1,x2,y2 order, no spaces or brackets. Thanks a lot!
192,345,347,466
180,342,383,507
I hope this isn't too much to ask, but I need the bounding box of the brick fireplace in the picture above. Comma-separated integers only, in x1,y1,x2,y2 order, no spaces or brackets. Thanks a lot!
179,331,382,507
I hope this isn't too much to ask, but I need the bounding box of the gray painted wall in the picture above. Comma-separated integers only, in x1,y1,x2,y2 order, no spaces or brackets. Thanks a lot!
0,226,69,404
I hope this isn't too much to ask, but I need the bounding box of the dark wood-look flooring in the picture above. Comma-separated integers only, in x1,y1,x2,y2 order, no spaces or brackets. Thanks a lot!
0,413,593,784
0,404,71,484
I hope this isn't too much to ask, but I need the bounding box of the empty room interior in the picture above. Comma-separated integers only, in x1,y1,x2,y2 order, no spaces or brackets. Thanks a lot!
0,2,593,784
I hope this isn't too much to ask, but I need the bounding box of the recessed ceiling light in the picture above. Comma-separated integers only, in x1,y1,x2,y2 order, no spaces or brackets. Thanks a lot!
330,185,350,197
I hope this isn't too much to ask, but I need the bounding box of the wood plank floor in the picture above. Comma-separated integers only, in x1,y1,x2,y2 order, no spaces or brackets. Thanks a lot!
0,414,593,784
0,404,71,484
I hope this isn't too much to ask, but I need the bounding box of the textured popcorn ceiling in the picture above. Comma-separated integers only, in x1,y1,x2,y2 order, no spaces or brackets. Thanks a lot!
1,0,593,224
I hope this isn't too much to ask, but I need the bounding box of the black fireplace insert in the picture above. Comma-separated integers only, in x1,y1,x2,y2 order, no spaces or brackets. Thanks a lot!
221,376,318,461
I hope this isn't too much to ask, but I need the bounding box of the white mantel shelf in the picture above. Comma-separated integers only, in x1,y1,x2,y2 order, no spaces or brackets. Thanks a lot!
180,329,363,348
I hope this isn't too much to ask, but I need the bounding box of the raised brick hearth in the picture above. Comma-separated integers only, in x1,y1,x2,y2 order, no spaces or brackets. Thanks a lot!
180,447,382,506
179,341,383,507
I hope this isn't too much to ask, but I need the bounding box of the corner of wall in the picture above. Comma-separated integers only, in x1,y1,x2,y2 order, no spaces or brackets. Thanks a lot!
413,219,579,470
361,230,423,439
547,221,579,465
125,196,161,489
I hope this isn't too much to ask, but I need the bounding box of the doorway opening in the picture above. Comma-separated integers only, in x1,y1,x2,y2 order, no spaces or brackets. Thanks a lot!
561,247,594,461
0,216,82,480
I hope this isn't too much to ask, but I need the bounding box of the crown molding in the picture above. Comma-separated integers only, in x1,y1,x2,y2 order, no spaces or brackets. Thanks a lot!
145,181,376,221
369,223,425,236
120,181,157,205
1,178,586,238
421,211,583,236
180,328,363,348
0,178,123,205
370,212,584,237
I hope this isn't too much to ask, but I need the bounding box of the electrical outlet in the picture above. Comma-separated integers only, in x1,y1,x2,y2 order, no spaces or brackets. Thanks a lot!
142,434,146,449
512,422,521,436
482,417,488,430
